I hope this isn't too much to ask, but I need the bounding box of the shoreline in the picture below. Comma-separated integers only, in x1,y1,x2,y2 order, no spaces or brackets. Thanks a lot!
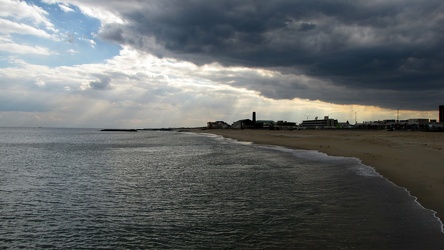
188,129,444,221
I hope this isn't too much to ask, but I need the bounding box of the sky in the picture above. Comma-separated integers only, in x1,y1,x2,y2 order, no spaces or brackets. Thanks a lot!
1,0,443,128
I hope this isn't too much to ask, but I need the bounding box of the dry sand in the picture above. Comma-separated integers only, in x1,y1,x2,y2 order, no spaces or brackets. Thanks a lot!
193,129,444,220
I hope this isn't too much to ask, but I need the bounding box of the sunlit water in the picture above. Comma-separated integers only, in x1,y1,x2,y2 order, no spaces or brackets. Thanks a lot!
1,128,443,249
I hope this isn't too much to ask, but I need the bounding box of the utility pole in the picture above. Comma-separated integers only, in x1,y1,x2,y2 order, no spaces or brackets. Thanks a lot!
352,110,358,124
396,107,404,123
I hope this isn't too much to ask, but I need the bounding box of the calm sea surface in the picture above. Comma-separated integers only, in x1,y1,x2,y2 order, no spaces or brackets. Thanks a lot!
1,127,443,249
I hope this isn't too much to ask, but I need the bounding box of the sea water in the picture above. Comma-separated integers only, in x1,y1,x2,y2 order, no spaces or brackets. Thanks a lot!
1,127,443,249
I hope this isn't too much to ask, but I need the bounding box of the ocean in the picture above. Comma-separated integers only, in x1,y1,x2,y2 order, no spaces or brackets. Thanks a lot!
1,127,443,249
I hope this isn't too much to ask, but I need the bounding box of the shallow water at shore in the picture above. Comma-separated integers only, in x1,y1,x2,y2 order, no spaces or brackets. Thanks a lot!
1,128,443,248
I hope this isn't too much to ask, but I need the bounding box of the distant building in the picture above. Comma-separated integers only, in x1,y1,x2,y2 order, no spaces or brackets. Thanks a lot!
232,119,255,129
439,105,444,123
207,121,230,129
300,116,338,129
407,119,429,125
337,121,352,129
275,121,297,130
384,119,396,123
427,122,444,131
255,120,275,129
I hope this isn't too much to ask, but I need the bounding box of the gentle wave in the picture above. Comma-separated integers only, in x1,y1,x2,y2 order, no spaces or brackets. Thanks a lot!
1,128,444,249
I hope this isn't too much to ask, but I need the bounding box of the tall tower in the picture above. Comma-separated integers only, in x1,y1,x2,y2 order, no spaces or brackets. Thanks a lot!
252,112,256,123
439,105,444,123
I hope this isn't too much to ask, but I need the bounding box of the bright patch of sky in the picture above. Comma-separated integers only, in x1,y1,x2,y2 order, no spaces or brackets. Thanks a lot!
0,0,119,67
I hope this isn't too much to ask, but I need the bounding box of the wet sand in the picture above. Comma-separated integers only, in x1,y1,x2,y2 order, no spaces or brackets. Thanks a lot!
193,129,444,221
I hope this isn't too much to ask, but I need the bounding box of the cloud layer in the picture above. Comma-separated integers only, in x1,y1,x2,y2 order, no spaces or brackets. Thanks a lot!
88,0,444,110
1,0,443,128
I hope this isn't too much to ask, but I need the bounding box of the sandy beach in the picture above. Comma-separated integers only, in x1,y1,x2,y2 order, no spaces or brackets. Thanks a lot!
192,129,444,221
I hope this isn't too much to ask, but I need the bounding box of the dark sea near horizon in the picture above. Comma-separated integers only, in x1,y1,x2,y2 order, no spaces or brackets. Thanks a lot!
1,127,444,249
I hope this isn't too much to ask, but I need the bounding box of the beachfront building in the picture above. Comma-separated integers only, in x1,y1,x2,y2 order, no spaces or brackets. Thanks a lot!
358,118,433,130
383,119,430,130
427,122,444,131
232,119,255,129
232,112,279,129
207,121,230,129
360,120,389,129
439,105,444,123
255,120,275,129
300,116,338,129
231,111,258,129
397,119,429,130
337,121,352,129
275,121,297,130
407,119,430,126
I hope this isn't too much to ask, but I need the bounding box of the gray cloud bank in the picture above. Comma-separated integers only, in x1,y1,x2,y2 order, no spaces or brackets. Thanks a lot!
96,0,443,110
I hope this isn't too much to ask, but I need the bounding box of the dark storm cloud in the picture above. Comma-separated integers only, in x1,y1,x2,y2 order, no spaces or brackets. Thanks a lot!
98,0,444,110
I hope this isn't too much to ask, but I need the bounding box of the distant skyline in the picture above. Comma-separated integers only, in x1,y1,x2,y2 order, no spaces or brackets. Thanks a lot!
1,0,443,128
